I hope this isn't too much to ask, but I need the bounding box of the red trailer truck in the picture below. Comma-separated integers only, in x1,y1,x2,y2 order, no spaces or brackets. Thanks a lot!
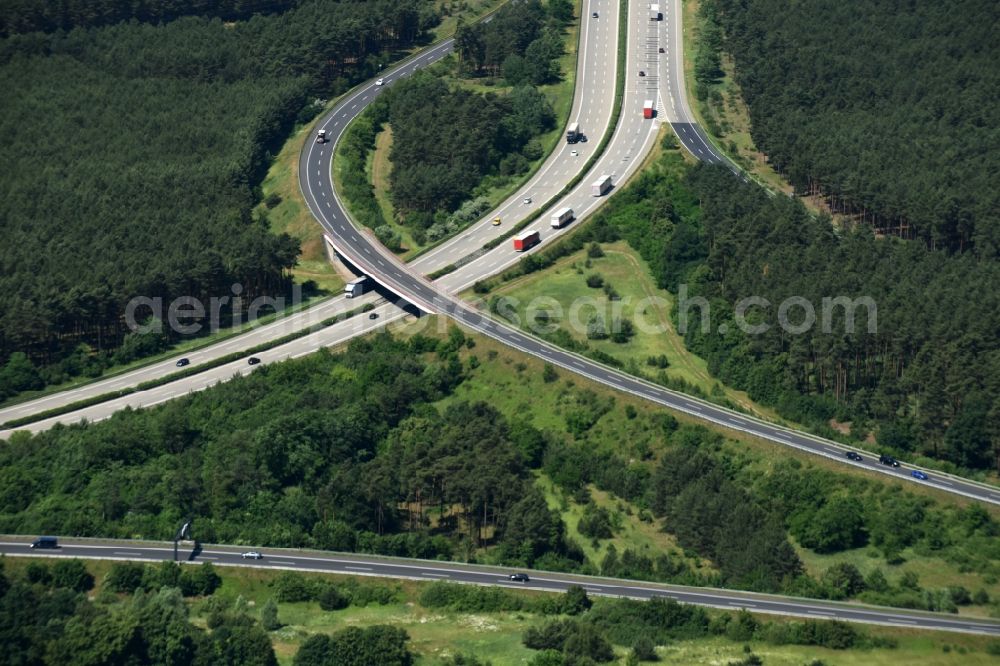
643,100,655,119
513,229,541,252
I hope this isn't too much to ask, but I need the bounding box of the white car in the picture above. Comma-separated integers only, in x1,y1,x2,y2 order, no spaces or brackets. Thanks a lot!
523,197,532,205
241,551,263,560
570,149,579,157
375,78,384,86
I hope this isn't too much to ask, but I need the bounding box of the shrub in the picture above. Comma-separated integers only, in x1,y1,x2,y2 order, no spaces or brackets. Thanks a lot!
586,274,604,288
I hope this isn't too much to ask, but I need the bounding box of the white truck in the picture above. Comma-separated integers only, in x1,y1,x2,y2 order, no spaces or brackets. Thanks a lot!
566,122,581,144
650,3,661,20
317,129,327,144
550,207,575,229
591,175,613,197
344,276,370,298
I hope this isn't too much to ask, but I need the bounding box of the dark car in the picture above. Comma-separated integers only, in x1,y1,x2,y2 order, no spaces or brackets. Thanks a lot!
175,358,190,367
639,70,646,77
247,357,261,366
30,536,59,549
369,312,379,320
845,451,863,462
659,47,665,53
879,454,900,467
592,11,598,18
911,470,929,481
509,573,530,583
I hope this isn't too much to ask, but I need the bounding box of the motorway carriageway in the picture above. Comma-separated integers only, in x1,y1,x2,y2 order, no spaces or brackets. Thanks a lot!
3,537,999,636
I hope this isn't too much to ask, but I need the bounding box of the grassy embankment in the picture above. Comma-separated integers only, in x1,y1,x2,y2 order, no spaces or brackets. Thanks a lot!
468,238,778,419
413,319,1000,616
361,0,584,259
4,556,997,666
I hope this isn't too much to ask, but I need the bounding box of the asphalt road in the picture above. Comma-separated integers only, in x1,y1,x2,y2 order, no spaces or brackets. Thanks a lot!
4,537,999,636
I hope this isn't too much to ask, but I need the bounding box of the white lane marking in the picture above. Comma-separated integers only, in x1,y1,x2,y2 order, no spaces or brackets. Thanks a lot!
808,610,834,616
346,566,373,571
271,560,296,566
114,551,143,556
202,556,218,561
421,572,449,578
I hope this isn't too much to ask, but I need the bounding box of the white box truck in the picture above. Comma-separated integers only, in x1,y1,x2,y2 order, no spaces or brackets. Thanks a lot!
591,175,613,197
566,122,581,143
344,276,369,298
550,207,575,229
650,4,661,20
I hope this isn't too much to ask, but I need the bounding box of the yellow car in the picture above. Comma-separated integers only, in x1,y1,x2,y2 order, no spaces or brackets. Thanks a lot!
492,217,502,226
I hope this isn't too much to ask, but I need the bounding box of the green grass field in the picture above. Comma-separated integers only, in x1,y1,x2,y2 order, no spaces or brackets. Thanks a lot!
478,240,779,419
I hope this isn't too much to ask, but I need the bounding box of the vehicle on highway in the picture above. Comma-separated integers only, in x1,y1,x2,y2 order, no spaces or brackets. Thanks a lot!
879,454,900,467
566,122,581,144
911,470,929,481
523,197,532,205
639,70,645,77
492,216,501,226
550,207,575,229
316,129,327,144
375,78,384,86
344,276,370,298
509,573,530,582
513,230,541,252
643,100,655,118
659,47,665,53
247,357,261,366
845,451,863,462
241,551,263,559
570,149,579,157
176,358,190,367
591,174,613,197
592,11,598,18
30,536,58,549
369,312,379,320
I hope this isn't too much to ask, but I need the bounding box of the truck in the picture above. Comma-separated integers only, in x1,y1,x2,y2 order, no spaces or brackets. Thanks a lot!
649,4,661,20
550,207,575,228
643,100,655,119
317,129,327,144
591,175,613,197
344,276,370,298
566,122,581,144
513,229,541,251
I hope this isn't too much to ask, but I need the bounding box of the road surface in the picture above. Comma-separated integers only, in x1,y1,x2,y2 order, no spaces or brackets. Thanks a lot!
3,536,998,636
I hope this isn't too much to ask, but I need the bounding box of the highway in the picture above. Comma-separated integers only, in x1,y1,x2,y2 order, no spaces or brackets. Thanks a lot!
4,537,999,636
2,2,999,508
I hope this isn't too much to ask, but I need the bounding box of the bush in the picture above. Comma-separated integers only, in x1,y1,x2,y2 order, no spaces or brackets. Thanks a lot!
631,636,658,661
319,584,349,611
587,243,604,258
561,586,592,615
586,274,604,288
261,598,281,630
51,559,94,592
105,562,146,594
274,572,316,603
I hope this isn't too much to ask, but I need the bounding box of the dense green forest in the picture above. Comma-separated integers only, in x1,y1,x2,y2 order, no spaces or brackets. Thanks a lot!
0,0,301,36
0,0,437,398
706,0,1000,254
387,74,556,227
582,146,1000,474
2,329,996,614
